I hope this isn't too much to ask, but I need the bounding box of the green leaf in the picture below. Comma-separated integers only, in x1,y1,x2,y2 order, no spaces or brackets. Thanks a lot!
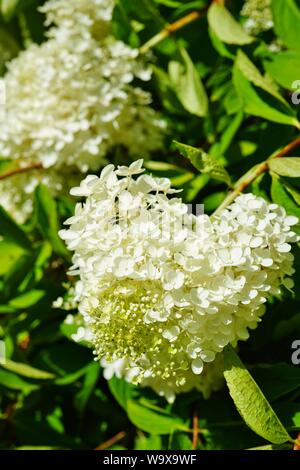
269,158,300,177
108,376,135,411
54,366,90,386
9,290,46,309
210,112,243,158
223,346,291,444
112,0,140,47
135,434,162,450
1,359,55,380
123,0,163,22
152,65,185,115
182,174,209,202
169,47,208,117
0,240,25,276
34,185,69,258
272,0,300,51
263,51,300,90
0,368,39,392
203,192,227,213
0,206,31,251
1,0,20,21
74,362,100,414
233,61,299,128
0,305,16,314
127,400,188,435
144,160,194,187
110,376,187,435
271,177,300,218
2,243,51,299
34,342,93,385
172,140,232,185
208,27,235,60
236,50,284,102
31,241,52,284
284,183,300,206
3,253,36,298
0,27,19,72
154,0,182,6
208,3,253,45
21,6,47,44
224,86,241,115
171,0,207,15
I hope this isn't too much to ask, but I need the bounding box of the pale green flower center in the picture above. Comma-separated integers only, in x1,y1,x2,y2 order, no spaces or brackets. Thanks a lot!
90,280,187,383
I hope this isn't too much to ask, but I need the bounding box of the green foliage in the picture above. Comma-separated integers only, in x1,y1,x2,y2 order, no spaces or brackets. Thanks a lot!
1,0,21,21
272,0,300,51
127,401,187,435
263,51,300,91
0,0,300,452
224,346,291,444
1,359,55,379
271,177,300,219
269,157,300,177
0,206,32,251
172,140,231,185
208,3,253,45
233,51,298,127
169,47,208,117
34,185,70,259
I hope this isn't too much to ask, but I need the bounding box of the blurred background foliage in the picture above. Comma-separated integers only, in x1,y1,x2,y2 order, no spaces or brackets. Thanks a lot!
0,0,300,450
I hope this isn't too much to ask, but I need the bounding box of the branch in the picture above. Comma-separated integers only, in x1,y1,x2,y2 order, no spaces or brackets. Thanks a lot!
94,431,126,451
192,409,199,450
0,162,43,181
214,134,300,215
140,10,204,54
271,134,300,160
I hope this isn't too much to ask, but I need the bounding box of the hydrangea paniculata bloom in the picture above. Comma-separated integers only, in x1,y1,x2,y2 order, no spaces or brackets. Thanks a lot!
241,0,273,35
0,0,165,221
60,161,298,402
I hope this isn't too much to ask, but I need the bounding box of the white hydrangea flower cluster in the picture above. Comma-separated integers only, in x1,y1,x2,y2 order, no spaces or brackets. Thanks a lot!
241,0,273,35
0,0,165,222
101,354,225,403
60,161,298,403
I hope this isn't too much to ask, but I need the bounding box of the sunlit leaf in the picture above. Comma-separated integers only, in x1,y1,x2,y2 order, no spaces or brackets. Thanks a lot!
272,0,300,51
208,3,253,45
169,47,208,117
269,158,300,177
173,140,231,185
224,346,291,444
